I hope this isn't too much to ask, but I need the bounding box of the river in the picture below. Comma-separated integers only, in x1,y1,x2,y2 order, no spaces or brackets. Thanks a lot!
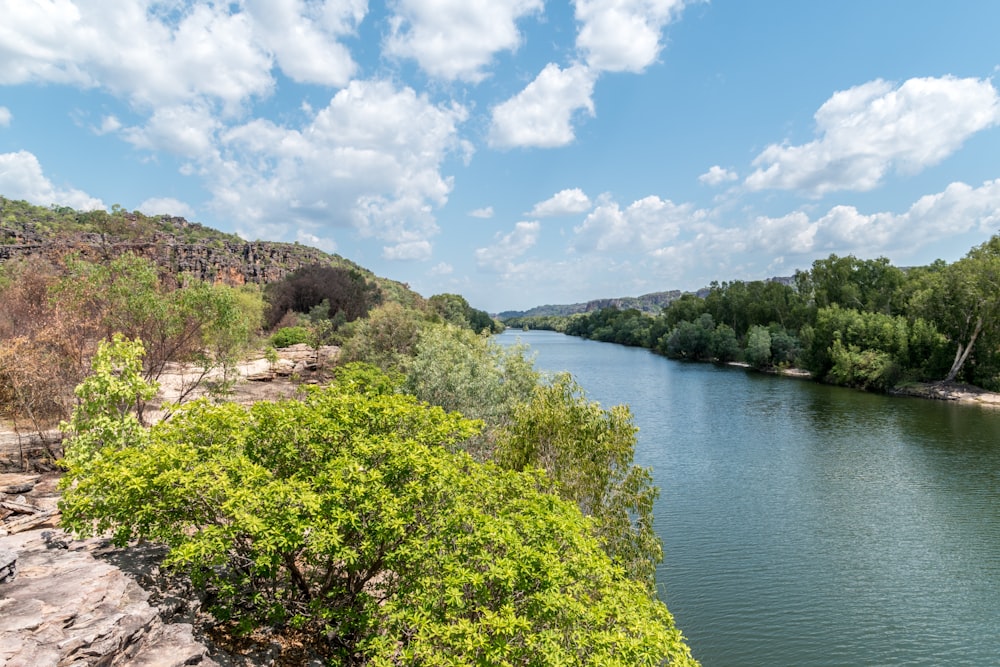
495,330,1000,666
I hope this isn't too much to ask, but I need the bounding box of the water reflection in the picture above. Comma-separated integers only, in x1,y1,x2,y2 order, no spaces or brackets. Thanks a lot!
496,331,1000,667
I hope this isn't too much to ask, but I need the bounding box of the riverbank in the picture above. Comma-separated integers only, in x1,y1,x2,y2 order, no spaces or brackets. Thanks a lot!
724,360,1000,407
890,381,1000,407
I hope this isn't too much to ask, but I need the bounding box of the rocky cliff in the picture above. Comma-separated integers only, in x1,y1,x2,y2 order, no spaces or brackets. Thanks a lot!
1,221,344,288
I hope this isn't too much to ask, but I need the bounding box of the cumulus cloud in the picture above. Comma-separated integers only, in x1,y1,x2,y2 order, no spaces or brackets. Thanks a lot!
748,179,1000,256
0,2,274,112
699,165,738,186
137,196,195,218
123,104,221,158
746,76,1000,196
475,221,540,272
489,63,596,148
0,150,105,211
572,195,701,253
385,0,543,82
383,240,433,261
0,1,366,114
243,0,364,87
469,206,495,218
574,0,688,73
528,188,592,216
94,115,122,135
429,262,454,276
208,79,467,258
0,107,11,127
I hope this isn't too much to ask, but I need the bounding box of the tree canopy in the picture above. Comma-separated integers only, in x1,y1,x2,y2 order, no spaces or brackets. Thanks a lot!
59,348,698,666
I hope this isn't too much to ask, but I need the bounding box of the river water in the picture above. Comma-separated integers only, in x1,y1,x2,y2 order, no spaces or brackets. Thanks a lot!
495,330,1000,666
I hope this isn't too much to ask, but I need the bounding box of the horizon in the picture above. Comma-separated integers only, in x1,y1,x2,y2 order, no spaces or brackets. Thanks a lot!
2,1,999,313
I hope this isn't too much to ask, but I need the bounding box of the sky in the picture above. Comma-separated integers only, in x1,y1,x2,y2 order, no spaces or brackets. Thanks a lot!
1,1,999,313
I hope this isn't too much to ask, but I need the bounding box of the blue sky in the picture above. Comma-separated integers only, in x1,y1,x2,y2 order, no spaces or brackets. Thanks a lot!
1,1,999,313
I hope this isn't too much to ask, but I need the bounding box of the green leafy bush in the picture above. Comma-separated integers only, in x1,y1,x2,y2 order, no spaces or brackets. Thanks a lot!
269,326,313,348
59,358,698,665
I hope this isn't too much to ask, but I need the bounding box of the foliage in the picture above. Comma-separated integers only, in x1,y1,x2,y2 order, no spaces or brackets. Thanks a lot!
52,253,261,397
906,237,1000,387
798,254,905,314
404,324,538,459
744,325,772,369
804,305,950,388
826,341,900,392
710,323,741,362
427,293,500,333
498,314,572,332
59,335,158,467
565,307,654,347
338,302,427,372
269,326,313,349
659,314,716,361
265,264,381,329
59,364,697,666
0,259,90,435
495,374,662,592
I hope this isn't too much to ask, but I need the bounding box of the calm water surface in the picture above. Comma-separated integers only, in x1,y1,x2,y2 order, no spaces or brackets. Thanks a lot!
496,330,1000,666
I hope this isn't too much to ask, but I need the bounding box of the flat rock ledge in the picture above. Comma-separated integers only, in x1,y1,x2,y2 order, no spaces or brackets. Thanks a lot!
0,528,218,667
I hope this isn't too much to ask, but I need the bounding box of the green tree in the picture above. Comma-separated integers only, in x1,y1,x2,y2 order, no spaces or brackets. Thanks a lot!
404,324,538,459
909,237,1000,385
60,364,697,666
59,334,158,467
660,314,715,360
52,253,261,410
745,325,773,369
338,302,426,372
710,323,741,362
495,374,662,592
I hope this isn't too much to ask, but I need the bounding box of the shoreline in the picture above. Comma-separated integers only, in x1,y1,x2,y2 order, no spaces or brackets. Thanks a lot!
725,361,1000,408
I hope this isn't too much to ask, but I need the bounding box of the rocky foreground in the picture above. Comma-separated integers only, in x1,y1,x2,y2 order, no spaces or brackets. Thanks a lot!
0,346,338,666
0,473,217,667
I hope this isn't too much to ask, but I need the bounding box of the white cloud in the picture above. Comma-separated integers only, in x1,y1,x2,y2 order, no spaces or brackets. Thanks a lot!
574,0,688,73
699,165,738,186
385,0,543,82
137,196,195,218
0,107,11,127
489,63,596,148
243,0,364,87
123,104,221,158
429,262,454,276
0,2,274,112
475,220,540,272
746,76,1000,196
94,115,121,135
528,188,592,216
383,240,433,261
469,206,494,218
572,195,700,253
0,150,105,211
296,229,338,253
0,1,364,115
749,179,1000,257
209,79,467,258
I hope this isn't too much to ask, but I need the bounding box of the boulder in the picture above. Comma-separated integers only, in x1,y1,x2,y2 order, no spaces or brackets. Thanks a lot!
0,529,218,667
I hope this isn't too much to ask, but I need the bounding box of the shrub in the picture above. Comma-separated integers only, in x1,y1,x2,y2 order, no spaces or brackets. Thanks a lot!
269,326,313,348
60,361,698,666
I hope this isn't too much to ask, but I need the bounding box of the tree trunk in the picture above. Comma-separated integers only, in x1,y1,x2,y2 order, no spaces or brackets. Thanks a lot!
944,315,983,383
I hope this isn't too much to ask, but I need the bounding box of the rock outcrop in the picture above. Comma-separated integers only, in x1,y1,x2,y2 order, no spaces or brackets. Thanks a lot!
0,528,217,667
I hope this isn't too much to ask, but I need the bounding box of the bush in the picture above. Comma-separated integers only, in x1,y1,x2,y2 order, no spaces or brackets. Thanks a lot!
59,362,698,666
269,326,313,348
745,325,772,369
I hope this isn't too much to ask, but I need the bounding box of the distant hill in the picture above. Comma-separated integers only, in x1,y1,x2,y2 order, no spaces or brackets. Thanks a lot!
497,277,797,320
0,196,422,307
497,290,683,319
